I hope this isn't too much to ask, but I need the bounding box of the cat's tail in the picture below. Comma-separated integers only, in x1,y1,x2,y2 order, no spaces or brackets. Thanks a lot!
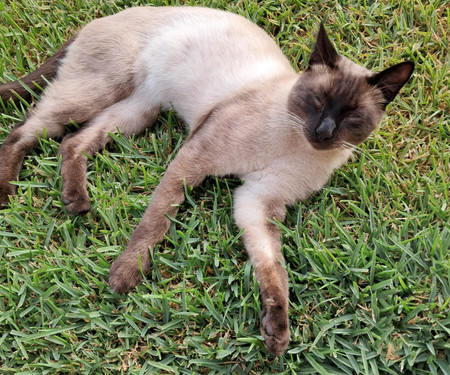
0,35,77,103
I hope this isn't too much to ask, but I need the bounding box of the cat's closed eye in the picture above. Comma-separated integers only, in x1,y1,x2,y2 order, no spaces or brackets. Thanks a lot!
312,95,325,111
341,113,363,129
346,112,360,120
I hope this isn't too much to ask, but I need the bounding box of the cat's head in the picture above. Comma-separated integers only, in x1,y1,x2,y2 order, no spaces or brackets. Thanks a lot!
288,23,414,150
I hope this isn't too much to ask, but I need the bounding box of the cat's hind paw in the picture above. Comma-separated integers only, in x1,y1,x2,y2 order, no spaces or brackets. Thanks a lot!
0,183,15,207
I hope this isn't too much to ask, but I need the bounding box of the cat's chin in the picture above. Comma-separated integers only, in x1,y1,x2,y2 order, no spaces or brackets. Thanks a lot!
308,139,340,151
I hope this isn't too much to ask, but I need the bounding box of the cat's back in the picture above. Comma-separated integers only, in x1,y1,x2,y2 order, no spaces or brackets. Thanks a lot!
78,6,288,69
65,7,296,127
135,7,295,126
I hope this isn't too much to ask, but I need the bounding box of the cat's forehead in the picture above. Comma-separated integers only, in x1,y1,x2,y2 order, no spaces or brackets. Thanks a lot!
337,56,371,77
310,57,376,106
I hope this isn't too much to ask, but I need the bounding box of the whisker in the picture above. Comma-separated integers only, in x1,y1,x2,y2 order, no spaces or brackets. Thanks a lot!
271,114,306,127
281,119,305,128
270,106,307,123
341,141,356,148
274,124,305,132
270,118,306,131
339,141,364,155
268,107,307,132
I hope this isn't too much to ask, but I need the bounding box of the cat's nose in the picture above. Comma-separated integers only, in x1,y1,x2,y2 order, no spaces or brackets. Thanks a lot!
316,117,336,141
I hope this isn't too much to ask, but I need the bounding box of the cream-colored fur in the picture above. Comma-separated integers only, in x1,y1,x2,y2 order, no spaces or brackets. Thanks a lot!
0,6,414,356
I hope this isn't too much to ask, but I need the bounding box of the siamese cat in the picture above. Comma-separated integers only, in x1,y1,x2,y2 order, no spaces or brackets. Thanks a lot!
0,6,414,355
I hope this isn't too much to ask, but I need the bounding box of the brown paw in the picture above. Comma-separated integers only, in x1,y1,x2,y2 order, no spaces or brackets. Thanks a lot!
62,190,90,215
261,298,290,356
0,183,15,207
109,255,144,293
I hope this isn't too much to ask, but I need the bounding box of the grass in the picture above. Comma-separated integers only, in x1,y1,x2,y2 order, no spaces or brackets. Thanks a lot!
0,0,448,373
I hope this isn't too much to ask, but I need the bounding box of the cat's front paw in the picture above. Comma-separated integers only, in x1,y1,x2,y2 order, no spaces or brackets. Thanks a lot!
0,183,14,207
109,255,144,293
61,189,90,215
261,297,290,356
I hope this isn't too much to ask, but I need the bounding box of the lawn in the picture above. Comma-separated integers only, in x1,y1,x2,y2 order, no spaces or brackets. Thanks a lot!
0,0,448,374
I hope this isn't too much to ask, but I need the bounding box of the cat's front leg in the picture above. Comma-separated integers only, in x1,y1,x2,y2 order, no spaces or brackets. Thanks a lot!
233,182,290,356
109,143,209,293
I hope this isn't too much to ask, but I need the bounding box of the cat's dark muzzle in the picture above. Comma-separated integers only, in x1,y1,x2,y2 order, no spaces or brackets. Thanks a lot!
306,118,340,150
315,117,336,141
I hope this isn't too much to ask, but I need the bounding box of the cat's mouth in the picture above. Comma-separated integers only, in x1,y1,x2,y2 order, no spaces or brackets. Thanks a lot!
308,137,340,151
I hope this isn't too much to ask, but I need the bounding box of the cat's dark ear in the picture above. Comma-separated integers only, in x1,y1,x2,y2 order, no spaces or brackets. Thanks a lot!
368,61,415,105
308,23,339,69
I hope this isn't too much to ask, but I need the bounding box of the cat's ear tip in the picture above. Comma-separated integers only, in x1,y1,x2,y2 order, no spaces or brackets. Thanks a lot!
399,60,416,79
400,60,415,70
315,21,330,41
402,60,415,68
405,60,415,70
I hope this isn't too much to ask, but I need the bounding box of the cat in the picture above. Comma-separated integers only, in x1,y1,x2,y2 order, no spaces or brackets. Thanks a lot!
0,6,414,356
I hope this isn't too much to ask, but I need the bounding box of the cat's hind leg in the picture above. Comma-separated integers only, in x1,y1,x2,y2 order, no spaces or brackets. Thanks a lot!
0,114,63,205
233,181,290,356
0,68,133,207
0,85,101,206
58,94,159,214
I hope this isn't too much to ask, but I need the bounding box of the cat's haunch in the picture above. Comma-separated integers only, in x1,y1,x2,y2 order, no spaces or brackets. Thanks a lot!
0,7,414,356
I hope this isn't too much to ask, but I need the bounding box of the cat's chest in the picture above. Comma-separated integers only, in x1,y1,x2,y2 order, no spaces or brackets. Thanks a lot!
286,148,353,201
241,146,352,204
